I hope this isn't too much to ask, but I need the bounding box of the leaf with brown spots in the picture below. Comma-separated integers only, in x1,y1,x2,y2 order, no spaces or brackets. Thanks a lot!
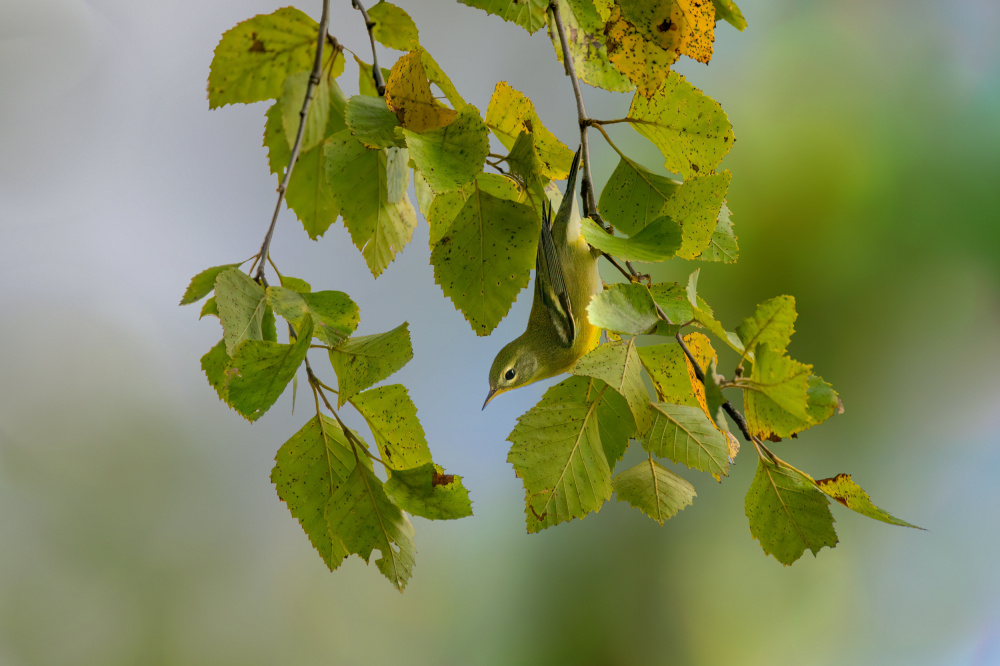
547,0,634,93
816,474,921,528
618,0,716,64
384,51,456,132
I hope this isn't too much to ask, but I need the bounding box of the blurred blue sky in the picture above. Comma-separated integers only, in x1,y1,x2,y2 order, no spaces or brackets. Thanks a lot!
1,0,999,664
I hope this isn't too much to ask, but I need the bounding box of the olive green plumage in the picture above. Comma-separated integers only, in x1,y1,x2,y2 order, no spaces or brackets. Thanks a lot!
484,148,602,408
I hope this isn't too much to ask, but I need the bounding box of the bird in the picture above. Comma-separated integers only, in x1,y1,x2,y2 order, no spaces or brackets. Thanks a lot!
483,147,602,409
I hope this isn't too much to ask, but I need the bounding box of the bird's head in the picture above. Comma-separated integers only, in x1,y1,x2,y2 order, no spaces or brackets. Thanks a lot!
483,338,540,409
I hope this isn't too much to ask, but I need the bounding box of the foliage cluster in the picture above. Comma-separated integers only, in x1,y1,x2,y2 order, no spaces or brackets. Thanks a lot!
182,0,916,590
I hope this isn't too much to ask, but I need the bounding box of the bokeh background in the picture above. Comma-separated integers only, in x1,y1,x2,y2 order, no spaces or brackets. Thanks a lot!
2,0,999,664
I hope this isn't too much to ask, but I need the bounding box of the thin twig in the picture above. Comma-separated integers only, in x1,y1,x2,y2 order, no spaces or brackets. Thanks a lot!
548,1,599,221
352,0,386,96
254,0,332,282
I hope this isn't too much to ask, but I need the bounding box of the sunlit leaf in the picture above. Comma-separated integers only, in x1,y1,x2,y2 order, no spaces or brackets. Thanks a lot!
384,51,456,132
642,402,729,477
627,71,733,178
736,295,797,357
712,0,747,31
604,4,677,96
598,156,680,236
696,202,738,263
613,458,696,524
666,171,731,259
617,0,716,65
743,344,812,439
485,82,573,180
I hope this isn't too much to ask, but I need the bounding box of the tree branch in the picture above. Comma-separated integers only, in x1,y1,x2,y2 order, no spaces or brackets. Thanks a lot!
547,1,600,222
352,0,386,96
254,0,332,282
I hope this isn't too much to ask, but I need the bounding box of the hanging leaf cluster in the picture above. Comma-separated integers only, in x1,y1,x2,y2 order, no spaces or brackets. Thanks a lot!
183,0,917,590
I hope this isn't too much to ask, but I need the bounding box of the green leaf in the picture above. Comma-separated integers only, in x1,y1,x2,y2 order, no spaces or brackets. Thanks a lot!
572,338,652,435
580,215,682,262
261,305,277,342
328,323,413,407
350,384,432,470
736,295,797,358
383,463,474,521
613,458,696,525
201,339,230,401
642,402,729,477
279,274,312,292
324,130,417,277
326,464,416,590
586,282,659,335
458,0,548,34
266,286,360,346
280,70,331,154
180,263,242,305
712,0,747,31
816,474,920,529
225,317,313,422
430,173,539,336
666,171,731,259
648,282,694,325
743,344,812,438
746,456,837,565
547,0,634,93
597,156,681,236
208,7,336,108
214,268,266,355
368,1,420,51
543,376,635,469
345,95,402,149
403,105,490,192
414,170,434,219
627,71,734,179
271,414,364,569
200,296,219,319
355,55,392,98
637,343,696,406
485,82,573,180
507,377,615,532
697,202,739,263
806,374,843,427
263,94,345,240
417,48,466,111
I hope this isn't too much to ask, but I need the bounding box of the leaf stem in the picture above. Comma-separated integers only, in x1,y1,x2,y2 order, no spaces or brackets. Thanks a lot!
547,0,600,222
254,0,333,283
352,0,386,96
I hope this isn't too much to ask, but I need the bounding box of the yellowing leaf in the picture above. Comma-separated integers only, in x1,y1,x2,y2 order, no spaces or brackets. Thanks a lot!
736,295,797,358
696,201,739,263
667,171,731,259
485,82,573,180
547,0,634,93
617,0,716,65
384,51,456,132
816,474,921,529
208,7,339,108
627,71,733,179
743,344,813,439
350,384,433,470
604,5,677,97
681,331,717,418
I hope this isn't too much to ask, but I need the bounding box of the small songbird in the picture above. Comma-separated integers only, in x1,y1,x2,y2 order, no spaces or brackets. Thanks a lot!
483,148,602,409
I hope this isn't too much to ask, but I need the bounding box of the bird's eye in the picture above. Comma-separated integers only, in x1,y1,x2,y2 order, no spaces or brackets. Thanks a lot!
504,369,516,381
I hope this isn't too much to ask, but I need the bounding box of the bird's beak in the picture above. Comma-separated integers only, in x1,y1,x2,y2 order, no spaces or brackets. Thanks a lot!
482,387,499,410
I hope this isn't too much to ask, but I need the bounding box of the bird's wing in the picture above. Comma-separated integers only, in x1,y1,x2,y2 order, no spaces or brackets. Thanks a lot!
536,200,575,347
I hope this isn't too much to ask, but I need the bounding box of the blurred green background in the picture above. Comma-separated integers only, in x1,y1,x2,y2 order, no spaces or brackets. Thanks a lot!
2,0,998,664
